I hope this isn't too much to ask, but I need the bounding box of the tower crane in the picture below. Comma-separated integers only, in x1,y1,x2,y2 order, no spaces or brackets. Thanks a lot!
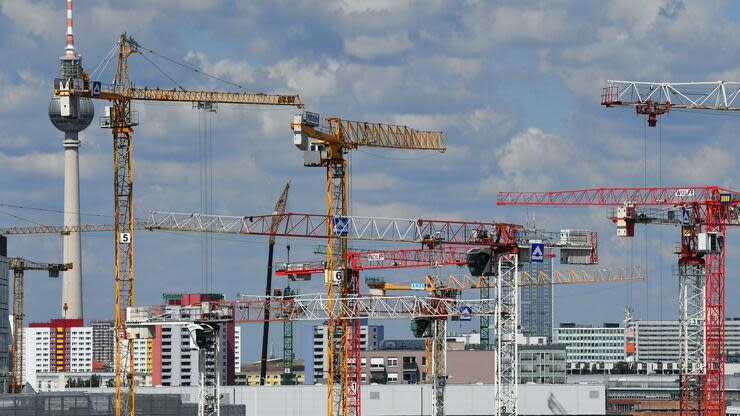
601,80,740,126
2,257,72,393
497,186,740,416
602,78,740,416
53,31,303,416
3,209,519,416
292,111,445,416
260,182,290,386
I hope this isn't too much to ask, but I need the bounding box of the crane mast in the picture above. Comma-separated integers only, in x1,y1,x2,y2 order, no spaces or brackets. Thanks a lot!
107,33,137,416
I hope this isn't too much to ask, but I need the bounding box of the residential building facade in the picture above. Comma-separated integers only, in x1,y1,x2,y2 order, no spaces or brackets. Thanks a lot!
361,349,496,384
305,322,384,384
151,293,241,387
23,319,92,389
91,320,114,370
237,359,305,386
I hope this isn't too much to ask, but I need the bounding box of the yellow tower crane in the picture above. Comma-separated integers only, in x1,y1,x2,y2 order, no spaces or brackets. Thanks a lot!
53,33,303,416
2,257,72,393
291,113,445,416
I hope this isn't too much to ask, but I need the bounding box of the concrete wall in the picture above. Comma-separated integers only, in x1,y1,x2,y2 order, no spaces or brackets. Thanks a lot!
72,383,606,415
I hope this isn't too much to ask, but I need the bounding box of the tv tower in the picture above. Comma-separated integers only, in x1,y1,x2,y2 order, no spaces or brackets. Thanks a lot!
48,0,93,320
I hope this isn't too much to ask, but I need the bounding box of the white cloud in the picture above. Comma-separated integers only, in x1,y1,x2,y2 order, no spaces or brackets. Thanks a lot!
1,0,56,38
478,127,605,195
0,135,32,150
0,150,107,179
134,0,222,12
0,70,46,113
268,58,339,104
184,51,256,86
344,32,413,60
664,145,736,185
328,0,414,15
351,173,402,192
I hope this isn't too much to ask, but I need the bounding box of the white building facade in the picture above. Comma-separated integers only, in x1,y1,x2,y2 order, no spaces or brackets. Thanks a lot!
626,318,740,363
157,318,241,386
308,323,384,383
553,323,624,363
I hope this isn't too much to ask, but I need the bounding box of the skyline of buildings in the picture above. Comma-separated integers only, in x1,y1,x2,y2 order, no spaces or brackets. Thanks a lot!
17,285,740,393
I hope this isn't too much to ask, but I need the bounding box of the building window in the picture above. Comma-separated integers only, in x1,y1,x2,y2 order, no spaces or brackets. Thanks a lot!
370,358,384,369
387,358,398,367
387,373,398,383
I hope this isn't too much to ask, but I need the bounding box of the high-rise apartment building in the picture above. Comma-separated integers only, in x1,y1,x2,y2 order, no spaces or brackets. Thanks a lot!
151,293,241,386
304,322,384,384
91,320,114,370
23,319,92,388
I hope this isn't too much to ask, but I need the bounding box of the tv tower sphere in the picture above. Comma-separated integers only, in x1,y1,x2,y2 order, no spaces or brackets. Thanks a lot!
48,96,95,133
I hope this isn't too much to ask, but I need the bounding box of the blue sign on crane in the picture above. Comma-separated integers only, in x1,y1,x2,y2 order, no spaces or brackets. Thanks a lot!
459,305,473,321
333,217,350,236
531,243,545,263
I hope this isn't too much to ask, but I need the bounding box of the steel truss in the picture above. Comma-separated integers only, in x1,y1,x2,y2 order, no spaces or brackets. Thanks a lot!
602,80,740,111
145,212,520,246
127,294,495,325
496,255,518,416
431,318,447,416
679,262,705,376
497,186,738,207
197,328,220,416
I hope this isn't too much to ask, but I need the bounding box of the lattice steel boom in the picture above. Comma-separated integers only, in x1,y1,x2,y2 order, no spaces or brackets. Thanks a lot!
601,80,740,126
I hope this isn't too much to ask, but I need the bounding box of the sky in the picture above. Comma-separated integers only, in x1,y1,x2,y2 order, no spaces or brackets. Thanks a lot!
1,0,739,362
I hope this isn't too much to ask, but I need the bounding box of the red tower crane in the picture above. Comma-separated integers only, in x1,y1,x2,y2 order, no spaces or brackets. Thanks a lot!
497,186,740,416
